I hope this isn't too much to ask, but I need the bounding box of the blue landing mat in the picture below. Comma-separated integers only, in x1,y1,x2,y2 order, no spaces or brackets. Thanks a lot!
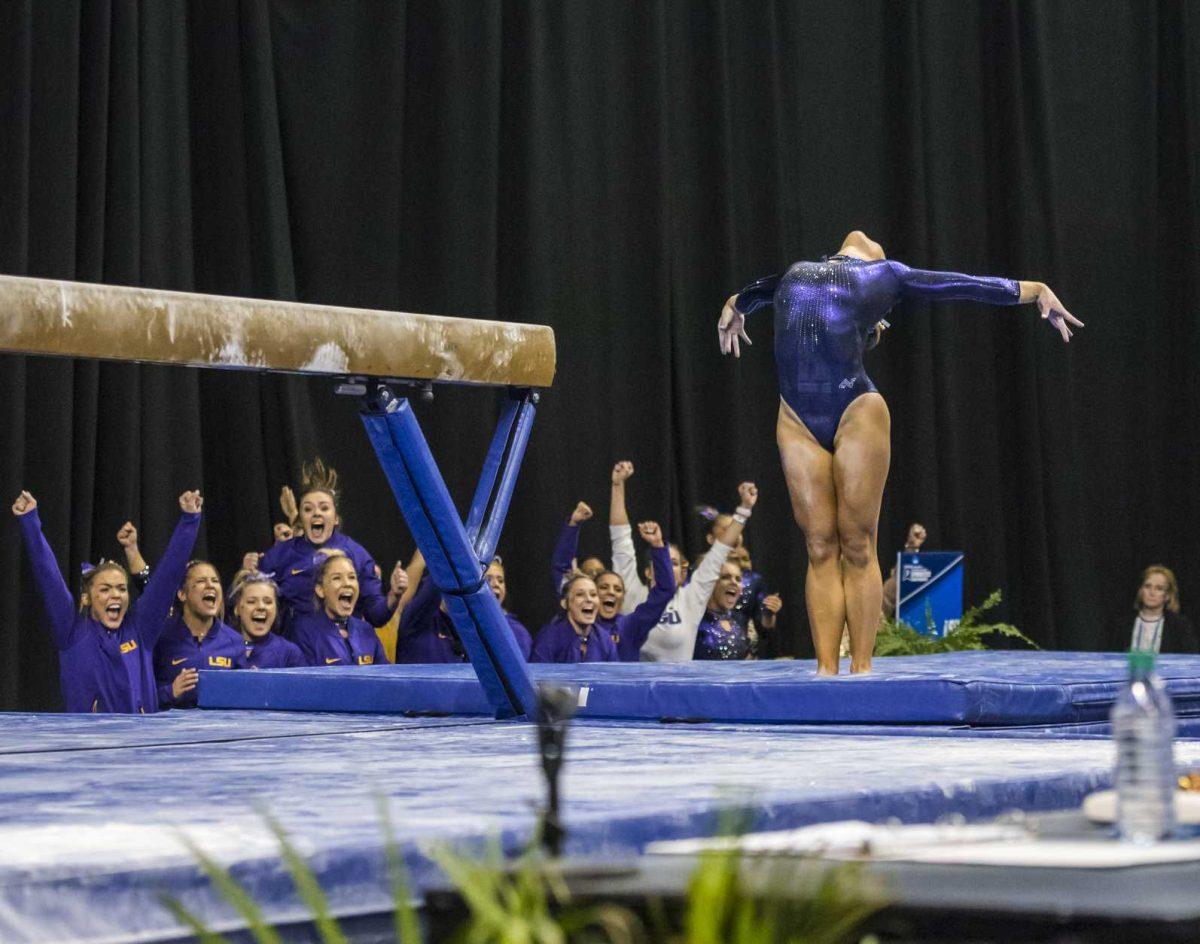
199,651,1200,726
3,710,1200,943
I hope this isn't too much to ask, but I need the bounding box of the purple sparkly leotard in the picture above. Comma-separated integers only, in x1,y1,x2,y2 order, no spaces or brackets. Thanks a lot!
734,257,1020,451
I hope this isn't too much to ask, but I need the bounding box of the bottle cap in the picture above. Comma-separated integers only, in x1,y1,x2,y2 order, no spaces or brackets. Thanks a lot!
1127,649,1157,673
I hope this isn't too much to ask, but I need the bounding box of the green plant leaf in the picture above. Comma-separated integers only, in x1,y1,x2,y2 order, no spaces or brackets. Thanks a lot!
375,794,424,944
875,590,1037,656
174,832,283,944
257,811,349,944
158,895,230,944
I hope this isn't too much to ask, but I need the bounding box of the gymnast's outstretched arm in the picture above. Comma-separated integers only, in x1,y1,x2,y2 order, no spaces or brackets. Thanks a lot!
609,461,649,612
133,492,202,651
717,274,779,358
890,262,1083,343
12,495,77,650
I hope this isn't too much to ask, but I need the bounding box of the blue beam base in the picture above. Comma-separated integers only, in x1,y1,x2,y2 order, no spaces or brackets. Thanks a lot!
360,394,537,719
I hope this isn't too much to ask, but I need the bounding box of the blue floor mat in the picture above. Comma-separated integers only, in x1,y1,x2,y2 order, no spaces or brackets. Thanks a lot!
198,651,1200,726
3,709,1199,943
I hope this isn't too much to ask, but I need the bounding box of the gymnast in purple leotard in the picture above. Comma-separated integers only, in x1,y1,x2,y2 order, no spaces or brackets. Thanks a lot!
719,230,1083,675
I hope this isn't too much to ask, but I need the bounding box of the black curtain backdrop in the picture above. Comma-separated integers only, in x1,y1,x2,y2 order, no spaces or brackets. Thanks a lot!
0,1,1196,709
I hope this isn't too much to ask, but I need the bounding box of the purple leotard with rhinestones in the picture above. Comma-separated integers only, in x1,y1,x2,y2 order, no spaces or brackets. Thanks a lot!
734,257,1020,451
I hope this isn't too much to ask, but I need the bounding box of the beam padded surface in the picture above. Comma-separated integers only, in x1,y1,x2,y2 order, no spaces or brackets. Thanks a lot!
0,275,556,387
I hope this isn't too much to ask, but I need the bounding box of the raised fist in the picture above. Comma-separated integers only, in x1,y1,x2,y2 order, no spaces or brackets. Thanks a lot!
905,523,927,551
116,522,138,547
10,491,36,517
570,501,593,525
637,521,664,548
611,461,634,485
736,482,758,509
179,491,203,514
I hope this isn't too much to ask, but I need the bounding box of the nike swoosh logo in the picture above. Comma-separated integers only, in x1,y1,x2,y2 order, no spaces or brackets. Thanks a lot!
291,568,306,575
171,658,187,666
325,657,341,664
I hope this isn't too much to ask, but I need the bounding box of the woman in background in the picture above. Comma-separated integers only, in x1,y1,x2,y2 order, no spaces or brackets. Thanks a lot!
292,550,389,667
228,570,306,669
154,560,245,708
1128,565,1197,654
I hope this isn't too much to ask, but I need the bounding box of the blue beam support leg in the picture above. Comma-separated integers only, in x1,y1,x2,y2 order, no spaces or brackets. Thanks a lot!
464,396,521,546
474,393,537,564
361,395,537,719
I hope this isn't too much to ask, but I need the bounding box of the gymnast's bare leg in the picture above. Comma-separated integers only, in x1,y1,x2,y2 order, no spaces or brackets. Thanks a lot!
777,401,843,675
831,392,890,673
778,395,889,674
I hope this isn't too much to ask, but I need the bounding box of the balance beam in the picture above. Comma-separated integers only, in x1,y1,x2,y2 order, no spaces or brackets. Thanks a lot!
0,274,555,387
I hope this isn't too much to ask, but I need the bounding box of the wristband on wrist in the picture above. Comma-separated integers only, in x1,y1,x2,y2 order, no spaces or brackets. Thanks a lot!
735,505,753,519
732,512,748,525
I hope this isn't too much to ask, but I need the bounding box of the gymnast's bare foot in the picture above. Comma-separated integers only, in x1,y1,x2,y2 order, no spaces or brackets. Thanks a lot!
850,659,872,674
816,663,839,676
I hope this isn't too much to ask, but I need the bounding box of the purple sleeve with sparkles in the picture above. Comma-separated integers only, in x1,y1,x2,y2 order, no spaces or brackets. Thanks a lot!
19,510,78,650
888,261,1020,306
734,274,782,315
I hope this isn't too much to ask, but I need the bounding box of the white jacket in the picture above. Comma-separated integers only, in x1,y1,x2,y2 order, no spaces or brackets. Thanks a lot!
609,524,733,662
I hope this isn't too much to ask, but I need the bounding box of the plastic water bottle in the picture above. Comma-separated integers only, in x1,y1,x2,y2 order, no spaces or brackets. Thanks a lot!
1111,649,1177,842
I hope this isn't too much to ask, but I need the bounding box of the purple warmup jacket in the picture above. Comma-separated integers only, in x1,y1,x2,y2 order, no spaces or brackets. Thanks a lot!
693,609,751,661
19,509,200,714
600,544,676,661
242,632,307,669
258,530,393,635
153,614,245,708
531,617,619,663
550,520,582,595
292,610,389,667
397,575,532,663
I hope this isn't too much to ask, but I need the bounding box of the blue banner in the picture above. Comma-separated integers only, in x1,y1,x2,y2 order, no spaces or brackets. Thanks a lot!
897,551,964,637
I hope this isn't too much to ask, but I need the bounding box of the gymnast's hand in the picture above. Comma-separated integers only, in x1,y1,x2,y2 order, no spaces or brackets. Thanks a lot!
718,295,752,358
387,561,408,603
737,481,759,509
1036,284,1083,343
116,522,138,548
178,490,203,514
637,521,664,548
570,501,593,525
611,461,634,485
11,491,36,516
